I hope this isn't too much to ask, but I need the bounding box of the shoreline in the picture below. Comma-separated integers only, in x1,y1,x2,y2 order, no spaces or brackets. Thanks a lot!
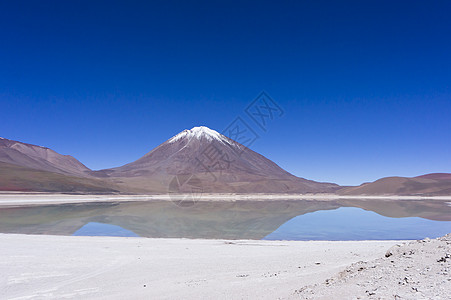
1,193,451,206
0,233,403,299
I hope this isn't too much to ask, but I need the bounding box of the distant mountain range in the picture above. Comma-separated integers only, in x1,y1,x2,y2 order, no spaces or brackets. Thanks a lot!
1,128,450,195
338,173,451,196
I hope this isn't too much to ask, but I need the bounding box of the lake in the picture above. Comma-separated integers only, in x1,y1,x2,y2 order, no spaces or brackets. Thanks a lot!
0,198,450,240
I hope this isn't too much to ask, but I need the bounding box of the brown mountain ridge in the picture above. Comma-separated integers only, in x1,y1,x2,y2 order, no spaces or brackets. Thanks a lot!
1,129,450,195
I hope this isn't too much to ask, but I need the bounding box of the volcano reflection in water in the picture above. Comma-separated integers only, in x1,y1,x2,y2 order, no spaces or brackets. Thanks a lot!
0,199,450,240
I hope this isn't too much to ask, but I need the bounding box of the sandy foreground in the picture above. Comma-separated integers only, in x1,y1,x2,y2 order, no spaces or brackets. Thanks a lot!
298,234,451,299
1,234,450,299
0,234,400,300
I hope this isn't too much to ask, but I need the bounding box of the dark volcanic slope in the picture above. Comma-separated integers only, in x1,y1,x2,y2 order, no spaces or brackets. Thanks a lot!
0,162,119,193
0,137,90,176
97,126,339,193
338,173,451,196
0,137,121,193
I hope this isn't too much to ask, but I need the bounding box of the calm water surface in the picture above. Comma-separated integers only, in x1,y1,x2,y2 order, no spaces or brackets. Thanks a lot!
0,199,450,240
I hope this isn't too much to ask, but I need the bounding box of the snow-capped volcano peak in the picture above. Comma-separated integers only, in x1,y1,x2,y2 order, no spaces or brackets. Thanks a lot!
168,126,230,144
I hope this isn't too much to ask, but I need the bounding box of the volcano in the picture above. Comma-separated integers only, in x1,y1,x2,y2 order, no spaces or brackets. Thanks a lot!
95,126,339,193
2,128,451,195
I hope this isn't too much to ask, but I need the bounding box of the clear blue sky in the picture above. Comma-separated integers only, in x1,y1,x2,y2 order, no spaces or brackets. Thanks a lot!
1,1,450,185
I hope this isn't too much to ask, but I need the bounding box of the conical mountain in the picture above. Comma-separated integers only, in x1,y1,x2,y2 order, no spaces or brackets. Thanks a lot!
97,126,339,193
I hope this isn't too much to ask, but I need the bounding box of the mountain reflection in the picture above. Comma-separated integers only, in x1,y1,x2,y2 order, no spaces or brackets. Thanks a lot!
0,199,449,239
